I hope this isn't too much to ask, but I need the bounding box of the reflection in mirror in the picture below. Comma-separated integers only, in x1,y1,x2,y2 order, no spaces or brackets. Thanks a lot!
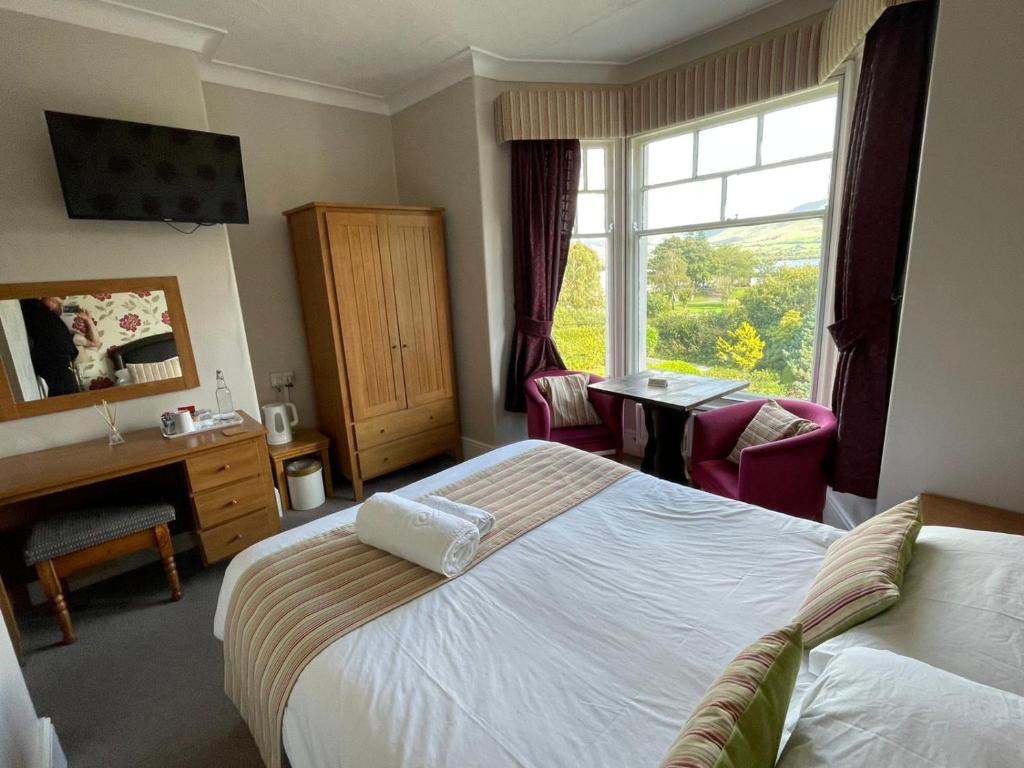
0,291,179,402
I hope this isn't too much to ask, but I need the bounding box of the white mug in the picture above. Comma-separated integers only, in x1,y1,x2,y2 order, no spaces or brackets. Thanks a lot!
171,410,195,434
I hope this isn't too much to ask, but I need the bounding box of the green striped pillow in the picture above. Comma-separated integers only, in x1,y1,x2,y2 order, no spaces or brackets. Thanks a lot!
796,497,922,648
659,624,802,768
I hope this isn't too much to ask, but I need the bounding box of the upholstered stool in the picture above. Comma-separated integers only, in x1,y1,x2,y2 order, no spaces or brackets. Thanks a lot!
24,501,182,645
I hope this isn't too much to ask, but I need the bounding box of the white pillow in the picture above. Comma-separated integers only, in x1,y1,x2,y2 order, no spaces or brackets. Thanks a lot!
778,648,1024,768
808,526,1024,695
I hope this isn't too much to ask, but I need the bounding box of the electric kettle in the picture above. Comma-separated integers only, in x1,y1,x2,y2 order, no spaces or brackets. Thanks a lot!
262,402,298,445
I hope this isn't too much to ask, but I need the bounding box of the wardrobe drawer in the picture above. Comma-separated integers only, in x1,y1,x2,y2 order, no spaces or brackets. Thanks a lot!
198,508,277,565
187,441,261,493
193,476,266,530
359,424,458,479
354,400,455,450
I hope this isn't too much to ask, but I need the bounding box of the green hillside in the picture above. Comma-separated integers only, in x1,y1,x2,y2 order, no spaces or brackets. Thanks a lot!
706,215,824,262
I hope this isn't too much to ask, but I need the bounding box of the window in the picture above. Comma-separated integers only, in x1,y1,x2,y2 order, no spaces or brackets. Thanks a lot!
631,84,842,399
553,143,614,375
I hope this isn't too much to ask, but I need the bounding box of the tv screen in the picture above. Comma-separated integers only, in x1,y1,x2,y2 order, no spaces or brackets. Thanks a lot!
45,111,249,224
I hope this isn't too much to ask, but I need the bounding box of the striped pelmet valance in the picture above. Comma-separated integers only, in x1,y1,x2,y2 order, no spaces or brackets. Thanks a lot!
494,0,920,143
628,13,825,136
494,88,627,142
819,0,911,81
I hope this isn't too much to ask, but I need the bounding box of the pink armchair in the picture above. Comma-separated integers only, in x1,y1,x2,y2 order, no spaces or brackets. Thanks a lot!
525,370,624,456
690,399,836,521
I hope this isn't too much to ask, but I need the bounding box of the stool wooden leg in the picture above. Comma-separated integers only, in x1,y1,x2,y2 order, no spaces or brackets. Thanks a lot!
275,459,291,512
36,560,75,645
153,524,182,602
319,446,334,498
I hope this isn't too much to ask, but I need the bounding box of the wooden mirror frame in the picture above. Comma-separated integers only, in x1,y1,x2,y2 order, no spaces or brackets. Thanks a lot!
0,276,198,421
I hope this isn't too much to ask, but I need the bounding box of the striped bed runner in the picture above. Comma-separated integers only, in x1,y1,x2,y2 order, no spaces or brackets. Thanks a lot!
223,443,634,768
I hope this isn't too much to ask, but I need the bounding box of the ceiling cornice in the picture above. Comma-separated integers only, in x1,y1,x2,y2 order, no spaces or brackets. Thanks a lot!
0,0,225,56
0,0,831,116
200,60,389,115
385,48,476,115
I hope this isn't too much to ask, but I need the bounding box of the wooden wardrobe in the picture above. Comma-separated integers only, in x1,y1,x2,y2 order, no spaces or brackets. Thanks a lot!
284,203,461,500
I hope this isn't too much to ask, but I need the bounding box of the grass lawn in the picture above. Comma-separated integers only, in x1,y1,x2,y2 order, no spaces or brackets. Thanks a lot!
684,295,727,313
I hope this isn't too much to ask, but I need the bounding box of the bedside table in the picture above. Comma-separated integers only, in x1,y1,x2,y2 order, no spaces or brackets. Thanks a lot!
268,429,334,511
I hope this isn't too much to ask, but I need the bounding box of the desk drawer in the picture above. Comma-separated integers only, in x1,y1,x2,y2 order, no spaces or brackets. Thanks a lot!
198,508,276,565
193,476,266,529
359,424,458,479
187,441,261,493
354,399,455,450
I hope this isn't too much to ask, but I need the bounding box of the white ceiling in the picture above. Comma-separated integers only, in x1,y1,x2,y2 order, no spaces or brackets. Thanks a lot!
119,0,783,97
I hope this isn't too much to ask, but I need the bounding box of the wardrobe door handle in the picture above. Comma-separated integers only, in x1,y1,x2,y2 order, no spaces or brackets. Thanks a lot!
220,463,231,471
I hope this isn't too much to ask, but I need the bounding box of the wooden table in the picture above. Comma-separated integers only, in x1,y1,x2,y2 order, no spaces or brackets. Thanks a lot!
589,371,747,484
0,412,280,646
267,429,334,511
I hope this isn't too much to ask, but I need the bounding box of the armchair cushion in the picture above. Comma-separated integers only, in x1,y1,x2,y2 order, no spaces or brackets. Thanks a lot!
535,373,601,428
727,400,818,464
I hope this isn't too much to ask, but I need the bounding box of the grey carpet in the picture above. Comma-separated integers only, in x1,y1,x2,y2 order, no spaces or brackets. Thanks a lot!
19,456,455,768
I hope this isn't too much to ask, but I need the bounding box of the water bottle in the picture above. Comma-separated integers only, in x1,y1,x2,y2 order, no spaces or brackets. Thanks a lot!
215,369,234,419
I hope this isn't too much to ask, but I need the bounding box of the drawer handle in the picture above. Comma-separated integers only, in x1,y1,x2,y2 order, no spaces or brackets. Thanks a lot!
230,533,243,542
220,464,231,471
227,499,239,506
379,428,385,434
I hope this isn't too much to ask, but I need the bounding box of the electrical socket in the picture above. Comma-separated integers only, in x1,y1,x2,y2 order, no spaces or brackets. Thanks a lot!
269,371,294,389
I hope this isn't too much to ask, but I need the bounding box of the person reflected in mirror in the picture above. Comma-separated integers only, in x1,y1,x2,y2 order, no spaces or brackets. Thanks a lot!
19,297,100,396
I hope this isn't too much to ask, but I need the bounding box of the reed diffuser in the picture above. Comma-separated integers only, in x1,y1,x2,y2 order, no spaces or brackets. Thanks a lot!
94,400,124,446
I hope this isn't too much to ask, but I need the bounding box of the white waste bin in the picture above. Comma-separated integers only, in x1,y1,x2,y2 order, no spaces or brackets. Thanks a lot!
286,458,326,510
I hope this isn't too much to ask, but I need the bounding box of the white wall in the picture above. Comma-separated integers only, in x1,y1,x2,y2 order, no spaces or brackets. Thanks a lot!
0,10,258,455
391,78,500,452
1,614,65,768
202,83,399,427
877,0,1024,512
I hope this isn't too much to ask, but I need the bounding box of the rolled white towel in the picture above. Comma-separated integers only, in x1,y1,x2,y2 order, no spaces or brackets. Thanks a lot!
422,495,495,537
356,492,480,577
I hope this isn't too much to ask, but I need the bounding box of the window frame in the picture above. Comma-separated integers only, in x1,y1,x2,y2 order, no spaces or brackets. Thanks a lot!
624,75,853,403
560,138,626,378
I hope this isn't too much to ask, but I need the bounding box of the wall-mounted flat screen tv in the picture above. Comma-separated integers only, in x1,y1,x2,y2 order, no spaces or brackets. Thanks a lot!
45,111,249,224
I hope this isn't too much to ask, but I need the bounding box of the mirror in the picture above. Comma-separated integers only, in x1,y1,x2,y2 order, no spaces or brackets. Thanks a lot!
0,277,197,420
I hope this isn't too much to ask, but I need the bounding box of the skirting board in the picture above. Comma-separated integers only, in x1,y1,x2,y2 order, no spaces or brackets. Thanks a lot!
461,436,496,459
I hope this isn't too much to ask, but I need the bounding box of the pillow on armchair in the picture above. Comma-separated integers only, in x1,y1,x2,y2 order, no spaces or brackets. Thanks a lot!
535,373,602,428
727,400,818,464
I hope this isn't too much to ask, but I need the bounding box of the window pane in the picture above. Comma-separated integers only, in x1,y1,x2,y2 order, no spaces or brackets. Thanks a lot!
576,192,605,234
586,147,606,190
644,178,721,230
761,96,838,164
553,238,608,375
725,159,831,220
697,117,757,175
645,133,693,185
642,219,824,399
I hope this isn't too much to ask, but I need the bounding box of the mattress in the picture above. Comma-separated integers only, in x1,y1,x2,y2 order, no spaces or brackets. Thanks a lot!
215,440,840,768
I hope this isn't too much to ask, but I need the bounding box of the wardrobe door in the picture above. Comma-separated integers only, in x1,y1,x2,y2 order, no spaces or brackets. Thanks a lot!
386,213,454,408
325,211,407,421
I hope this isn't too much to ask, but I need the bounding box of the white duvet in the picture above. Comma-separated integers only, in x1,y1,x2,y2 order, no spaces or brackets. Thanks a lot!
215,441,841,768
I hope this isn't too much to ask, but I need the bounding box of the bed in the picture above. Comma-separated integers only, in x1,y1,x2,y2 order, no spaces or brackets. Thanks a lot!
215,440,842,768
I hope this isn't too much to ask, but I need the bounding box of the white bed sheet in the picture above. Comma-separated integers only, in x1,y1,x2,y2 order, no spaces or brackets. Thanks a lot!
215,441,841,768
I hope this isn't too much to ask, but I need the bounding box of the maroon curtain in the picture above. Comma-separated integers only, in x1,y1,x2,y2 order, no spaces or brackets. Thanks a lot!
504,140,581,411
829,0,936,497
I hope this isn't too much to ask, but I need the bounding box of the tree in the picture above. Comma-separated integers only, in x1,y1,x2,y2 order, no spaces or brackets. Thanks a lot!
558,241,603,311
710,245,757,300
553,241,606,374
647,236,694,309
716,321,765,372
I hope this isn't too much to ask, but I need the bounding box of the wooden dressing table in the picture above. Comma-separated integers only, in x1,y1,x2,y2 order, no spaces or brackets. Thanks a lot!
0,411,279,646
